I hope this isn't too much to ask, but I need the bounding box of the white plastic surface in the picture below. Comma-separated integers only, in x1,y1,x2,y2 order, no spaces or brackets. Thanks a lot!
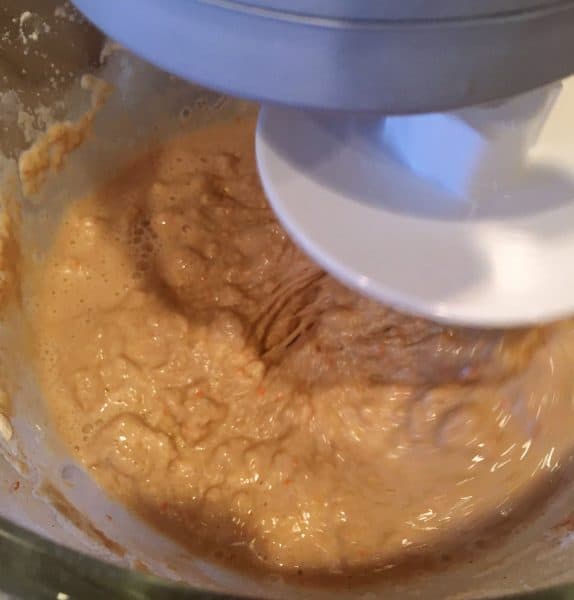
256,78,574,327
384,84,562,198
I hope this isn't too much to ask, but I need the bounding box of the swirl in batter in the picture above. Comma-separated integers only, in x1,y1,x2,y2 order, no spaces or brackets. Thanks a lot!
30,117,574,579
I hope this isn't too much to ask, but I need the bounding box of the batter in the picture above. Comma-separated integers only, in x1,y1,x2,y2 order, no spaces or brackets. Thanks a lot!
29,117,574,578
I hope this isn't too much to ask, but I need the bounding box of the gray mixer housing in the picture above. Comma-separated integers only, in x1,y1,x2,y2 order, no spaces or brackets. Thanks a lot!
73,0,574,112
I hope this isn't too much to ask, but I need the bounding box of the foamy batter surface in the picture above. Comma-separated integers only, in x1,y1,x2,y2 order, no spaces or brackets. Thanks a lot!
30,117,574,578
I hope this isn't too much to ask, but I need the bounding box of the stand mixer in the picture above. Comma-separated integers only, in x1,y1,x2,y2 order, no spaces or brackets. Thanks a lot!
71,0,574,326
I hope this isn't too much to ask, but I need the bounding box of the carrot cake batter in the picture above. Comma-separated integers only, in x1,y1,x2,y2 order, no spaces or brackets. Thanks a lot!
29,116,574,577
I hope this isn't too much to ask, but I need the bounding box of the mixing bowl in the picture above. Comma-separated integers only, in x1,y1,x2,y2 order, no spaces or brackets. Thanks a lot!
3,4,574,599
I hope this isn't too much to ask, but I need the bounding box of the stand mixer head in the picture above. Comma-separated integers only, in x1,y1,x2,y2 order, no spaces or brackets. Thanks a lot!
72,0,574,326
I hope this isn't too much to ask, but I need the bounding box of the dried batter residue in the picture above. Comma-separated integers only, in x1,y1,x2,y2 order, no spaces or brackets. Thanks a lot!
18,74,111,196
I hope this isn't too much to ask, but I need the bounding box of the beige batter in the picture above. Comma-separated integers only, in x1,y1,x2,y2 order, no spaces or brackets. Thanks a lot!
29,117,574,579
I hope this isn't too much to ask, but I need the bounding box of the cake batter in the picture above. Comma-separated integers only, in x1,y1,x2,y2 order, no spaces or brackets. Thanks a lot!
29,117,574,578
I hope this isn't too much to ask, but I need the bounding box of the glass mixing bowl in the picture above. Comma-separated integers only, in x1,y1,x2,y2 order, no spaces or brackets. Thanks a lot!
3,3,574,599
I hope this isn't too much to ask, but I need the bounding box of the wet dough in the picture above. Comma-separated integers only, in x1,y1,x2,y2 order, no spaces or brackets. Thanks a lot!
30,117,574,578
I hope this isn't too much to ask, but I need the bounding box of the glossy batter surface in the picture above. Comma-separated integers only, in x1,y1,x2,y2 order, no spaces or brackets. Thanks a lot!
30,117,574,577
